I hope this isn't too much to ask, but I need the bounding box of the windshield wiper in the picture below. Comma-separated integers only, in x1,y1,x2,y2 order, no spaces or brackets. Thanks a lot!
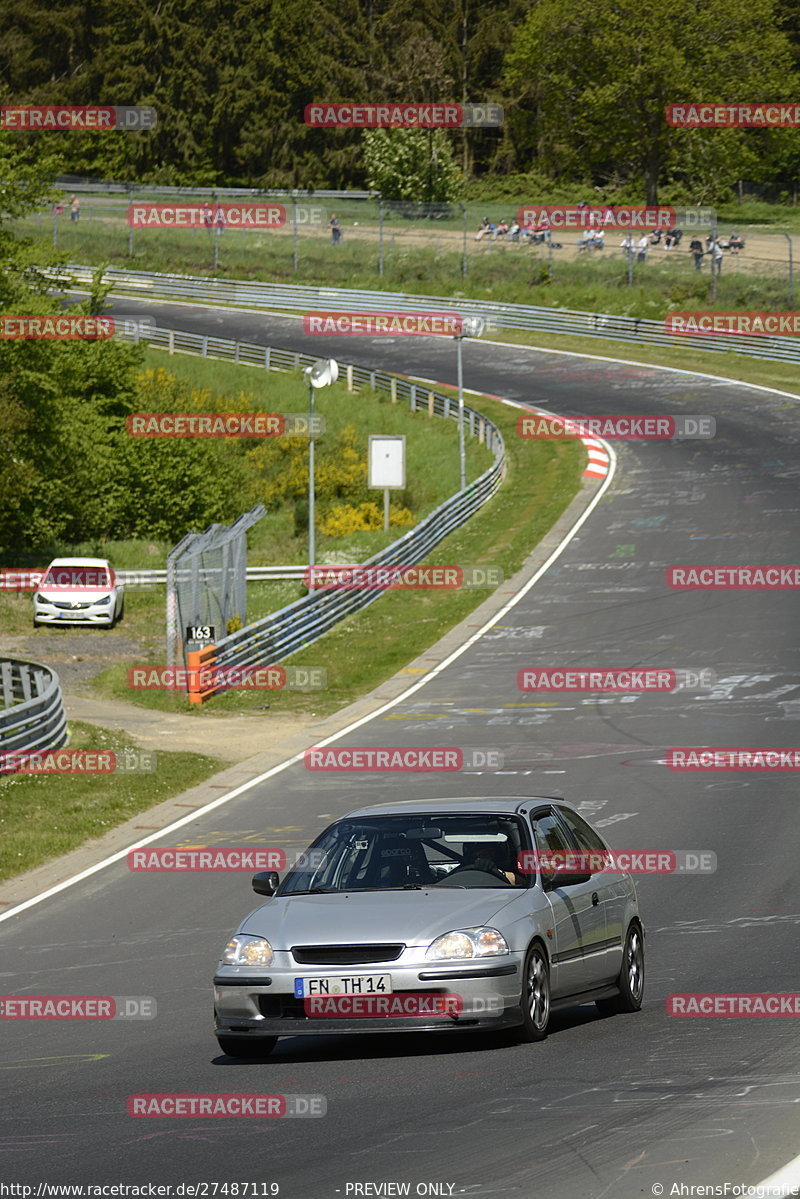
286,886,340,895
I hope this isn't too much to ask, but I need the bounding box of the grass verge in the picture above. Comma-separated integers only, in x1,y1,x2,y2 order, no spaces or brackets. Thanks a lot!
0,722,222,883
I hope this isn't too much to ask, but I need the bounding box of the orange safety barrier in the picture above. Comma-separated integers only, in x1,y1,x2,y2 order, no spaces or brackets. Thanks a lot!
186,645,216,704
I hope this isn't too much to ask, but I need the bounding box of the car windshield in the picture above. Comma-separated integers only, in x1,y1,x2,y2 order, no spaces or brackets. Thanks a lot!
279,814,530,894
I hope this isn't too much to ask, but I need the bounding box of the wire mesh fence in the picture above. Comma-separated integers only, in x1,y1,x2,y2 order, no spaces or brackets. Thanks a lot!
17,183,796,300
166,505,266,670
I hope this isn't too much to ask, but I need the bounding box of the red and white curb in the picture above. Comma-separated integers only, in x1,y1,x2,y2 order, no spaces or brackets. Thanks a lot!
491,397,613,482
568,431,611,480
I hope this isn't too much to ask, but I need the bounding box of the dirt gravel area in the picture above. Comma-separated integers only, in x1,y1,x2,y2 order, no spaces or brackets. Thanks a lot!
0,629,316,763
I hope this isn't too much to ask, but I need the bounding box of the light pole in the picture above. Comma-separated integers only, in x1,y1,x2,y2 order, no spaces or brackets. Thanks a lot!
302,358,338,588
455,316,486,491
782,232,794,307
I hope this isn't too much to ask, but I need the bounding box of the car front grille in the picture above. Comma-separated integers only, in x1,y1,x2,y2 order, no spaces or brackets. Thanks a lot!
291,944,405,966
257,989,449,1020
53,601,92,610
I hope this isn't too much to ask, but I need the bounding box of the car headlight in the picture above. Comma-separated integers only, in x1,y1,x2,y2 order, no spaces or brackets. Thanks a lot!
95,595,112,605
426,927,509,960
221,935,274,967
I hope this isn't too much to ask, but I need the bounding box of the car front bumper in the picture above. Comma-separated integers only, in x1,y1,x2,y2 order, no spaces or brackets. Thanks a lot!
34,606,114,624
214,958,523,1037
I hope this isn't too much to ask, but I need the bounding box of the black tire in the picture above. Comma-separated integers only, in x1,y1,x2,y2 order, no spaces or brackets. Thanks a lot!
216,1035,278,1059
596,922,644,1016
516,942,551,1042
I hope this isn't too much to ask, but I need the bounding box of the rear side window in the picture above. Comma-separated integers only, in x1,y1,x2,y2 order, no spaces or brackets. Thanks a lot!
556,808,610,855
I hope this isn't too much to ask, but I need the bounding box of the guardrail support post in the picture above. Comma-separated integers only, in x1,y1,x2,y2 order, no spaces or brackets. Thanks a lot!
428,391,435,417
187,647,212,704
390,377,397,403
346,365,354,392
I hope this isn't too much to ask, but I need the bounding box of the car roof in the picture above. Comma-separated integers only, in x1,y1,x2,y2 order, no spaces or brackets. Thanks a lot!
45,557,112,568
343,796,571,819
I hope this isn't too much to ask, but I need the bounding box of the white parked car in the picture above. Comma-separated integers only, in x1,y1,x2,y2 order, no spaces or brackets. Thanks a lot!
33,557,124,628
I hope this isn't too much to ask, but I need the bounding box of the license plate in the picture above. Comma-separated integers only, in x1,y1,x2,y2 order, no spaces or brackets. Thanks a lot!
294,974,393,998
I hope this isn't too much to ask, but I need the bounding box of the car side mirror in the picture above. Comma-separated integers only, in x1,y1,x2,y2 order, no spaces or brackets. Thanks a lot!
252,870,280,896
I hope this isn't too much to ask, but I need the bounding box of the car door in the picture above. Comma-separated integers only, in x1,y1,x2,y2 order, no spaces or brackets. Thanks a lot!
554,806,627,984
530,809,608,996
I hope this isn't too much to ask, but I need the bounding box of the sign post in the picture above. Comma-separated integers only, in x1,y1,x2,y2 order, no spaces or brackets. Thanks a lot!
368,436,406,530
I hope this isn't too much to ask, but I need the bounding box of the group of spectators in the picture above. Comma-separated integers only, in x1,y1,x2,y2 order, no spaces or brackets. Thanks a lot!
475,212,745,274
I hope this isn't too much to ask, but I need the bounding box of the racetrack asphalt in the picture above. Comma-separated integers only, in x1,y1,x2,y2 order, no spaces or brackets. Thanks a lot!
1,296,799,1198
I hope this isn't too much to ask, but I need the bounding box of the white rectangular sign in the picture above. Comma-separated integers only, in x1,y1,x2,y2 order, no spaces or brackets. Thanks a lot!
369,435,406,489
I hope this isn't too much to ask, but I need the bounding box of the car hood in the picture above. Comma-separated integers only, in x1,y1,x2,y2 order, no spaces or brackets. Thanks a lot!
239,888,522,949
37,587,113,601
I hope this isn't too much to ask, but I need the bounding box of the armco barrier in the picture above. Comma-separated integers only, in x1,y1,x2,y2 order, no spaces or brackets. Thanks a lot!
59,263,800,365
118,324,506,701
0,659,68,768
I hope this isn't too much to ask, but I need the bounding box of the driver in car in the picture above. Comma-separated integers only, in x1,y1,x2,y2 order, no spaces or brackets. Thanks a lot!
440,840,523,886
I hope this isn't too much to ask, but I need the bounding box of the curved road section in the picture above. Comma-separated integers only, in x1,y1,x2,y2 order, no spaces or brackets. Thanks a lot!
2,298,799,1198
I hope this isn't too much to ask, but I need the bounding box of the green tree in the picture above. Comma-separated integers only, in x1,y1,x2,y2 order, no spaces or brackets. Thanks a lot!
503,0,798,204
363,128,463,200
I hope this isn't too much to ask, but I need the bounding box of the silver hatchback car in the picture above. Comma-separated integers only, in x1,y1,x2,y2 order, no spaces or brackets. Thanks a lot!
213,797,645,1057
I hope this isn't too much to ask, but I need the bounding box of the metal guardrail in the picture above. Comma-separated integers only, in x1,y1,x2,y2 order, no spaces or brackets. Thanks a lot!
193,457,504,700
4,567,306,588
55,181,373,200
118,567,305,585
60,262,800,365
0,659,68,768
124,323,505,699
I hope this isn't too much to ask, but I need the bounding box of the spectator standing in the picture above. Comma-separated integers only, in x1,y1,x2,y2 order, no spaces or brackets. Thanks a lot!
708,236,723,276
689,237,704,270
214,205,227,234
329,213,342,244
636,233,649,263
69,194,80,223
